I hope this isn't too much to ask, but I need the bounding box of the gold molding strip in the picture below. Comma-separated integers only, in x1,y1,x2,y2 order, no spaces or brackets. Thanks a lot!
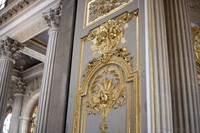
30,38,47,47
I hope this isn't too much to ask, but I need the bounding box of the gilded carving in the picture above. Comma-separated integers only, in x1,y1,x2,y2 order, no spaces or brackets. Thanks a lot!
86,65,127,133
73,10,140,133
85,0,133,27
192,27,200,74
84,10,138,56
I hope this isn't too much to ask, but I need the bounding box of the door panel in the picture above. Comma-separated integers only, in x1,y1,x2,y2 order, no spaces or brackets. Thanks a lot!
67,0,147,132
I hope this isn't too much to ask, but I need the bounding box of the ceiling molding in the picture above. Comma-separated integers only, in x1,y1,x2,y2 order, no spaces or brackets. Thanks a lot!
22,63,44,81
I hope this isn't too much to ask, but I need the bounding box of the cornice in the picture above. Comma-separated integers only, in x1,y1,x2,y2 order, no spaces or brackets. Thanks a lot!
0,0,38,25
0,0,60,42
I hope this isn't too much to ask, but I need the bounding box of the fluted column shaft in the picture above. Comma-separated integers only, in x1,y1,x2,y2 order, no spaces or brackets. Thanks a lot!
150,0,173,132
0,37,23,132
164,0,200,132
36,5,61,133
9,94,24,133
0,57,14,132
9,78,26,133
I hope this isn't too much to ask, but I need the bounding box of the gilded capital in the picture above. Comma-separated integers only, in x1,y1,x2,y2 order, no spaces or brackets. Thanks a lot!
43,4,62,29
0,37,24,60
11,77,27,95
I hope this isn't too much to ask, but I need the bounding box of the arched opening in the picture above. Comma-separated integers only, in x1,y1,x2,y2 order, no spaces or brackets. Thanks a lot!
3,106,12,133
19,90,39,133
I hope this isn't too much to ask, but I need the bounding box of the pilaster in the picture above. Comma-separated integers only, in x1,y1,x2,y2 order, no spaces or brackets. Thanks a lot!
164,0,200,132
35,4,61,133
150,0,173,132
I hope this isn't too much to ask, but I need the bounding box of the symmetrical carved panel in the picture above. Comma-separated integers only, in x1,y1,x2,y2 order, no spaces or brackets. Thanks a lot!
84,0,133,28
73,10,140,133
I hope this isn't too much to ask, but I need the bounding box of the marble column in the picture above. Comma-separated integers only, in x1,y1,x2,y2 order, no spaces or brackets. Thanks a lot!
150,0,173,132
0,37,23,132
9,78,26,133
35,5,62,133
164,0,200,132
19,116,31,133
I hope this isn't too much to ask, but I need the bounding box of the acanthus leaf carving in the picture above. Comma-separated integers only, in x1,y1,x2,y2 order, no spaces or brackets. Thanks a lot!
27,77,41,96
0,37,24,60
84,10,138,57
43,3,62,29
11,77,27,95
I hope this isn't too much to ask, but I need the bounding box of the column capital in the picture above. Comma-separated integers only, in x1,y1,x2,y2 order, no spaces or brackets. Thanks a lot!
0,37,24,61
11,77,27,96
43,3,62,29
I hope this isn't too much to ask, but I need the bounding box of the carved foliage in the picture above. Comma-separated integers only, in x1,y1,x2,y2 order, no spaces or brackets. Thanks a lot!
86,0,133,27
11,77,27,95
27,77,41,95
43,4,62,29
0,37,24,59
84,10,138,56
86,67,126,133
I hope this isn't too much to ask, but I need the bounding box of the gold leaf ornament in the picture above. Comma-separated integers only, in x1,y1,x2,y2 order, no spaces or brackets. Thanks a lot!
91,20,125,56
86,67,126,133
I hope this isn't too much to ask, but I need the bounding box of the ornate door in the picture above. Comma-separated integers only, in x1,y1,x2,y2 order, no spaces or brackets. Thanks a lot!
67,0,148,132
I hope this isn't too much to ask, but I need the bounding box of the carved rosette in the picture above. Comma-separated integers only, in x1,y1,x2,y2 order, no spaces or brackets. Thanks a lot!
43,4,62,29
0,37,24,60
11,77,27,96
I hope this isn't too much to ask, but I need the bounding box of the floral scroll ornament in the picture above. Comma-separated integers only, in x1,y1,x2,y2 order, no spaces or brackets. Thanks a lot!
86,68,126,133
89,19,127,57
86,10,138,58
